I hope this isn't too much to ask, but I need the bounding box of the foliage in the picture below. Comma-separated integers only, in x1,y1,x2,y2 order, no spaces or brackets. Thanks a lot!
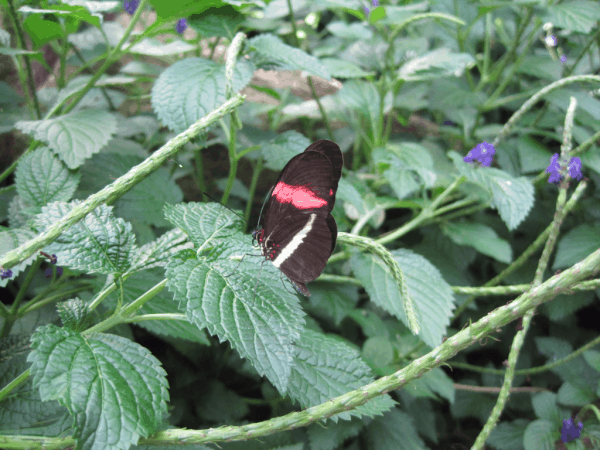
1,0,600,450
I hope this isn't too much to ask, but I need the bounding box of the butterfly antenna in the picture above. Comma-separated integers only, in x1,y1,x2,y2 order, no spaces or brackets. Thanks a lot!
255,186,274,230
202,192,247,223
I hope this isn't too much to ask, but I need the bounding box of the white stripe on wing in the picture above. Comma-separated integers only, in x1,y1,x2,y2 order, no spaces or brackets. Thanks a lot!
272,213,316,268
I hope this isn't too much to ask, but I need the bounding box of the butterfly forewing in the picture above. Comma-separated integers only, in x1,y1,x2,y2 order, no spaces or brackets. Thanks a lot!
255,139,343,296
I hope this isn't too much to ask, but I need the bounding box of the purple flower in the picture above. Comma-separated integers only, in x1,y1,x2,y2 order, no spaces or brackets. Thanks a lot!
546,153,563,184
463,142,496,167
568,157,583,180
561,418,583,443
546,154,584,184
123,0,139,14
0,268,13,280
45,267,63,279
560,55,567,63
364,0,378,15
175,18,187,34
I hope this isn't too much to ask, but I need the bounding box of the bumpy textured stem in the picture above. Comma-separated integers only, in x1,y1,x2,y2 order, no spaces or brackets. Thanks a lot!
472,97,579,450
0,94,245,271
337,232,419,334
2,244,599,449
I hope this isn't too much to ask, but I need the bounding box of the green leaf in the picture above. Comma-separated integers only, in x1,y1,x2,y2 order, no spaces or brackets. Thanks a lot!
195,380,249,422
151,57,255,133
105,268,209,344
351,249,455,348
165,246,305,394
307,417,364,450
77,153,183,227
28,324,169,450
287,329,395,422
557,381,597,406
57,298,92,332
130,227,193,273
450,152,534,230
0,334,70,435
15,147,80,207
188,10,245,39
443,222,512,264
247,34,330,80
583,350,600,372
15,110,117,169
542,0,600,33
35,201,136,275
326,21,373,40
163,202,244,249
129,38,196,56
405,368,455,403
163,204,305,393
516,136,553,173
364,409,427,450
320,57,376,79
523,419,556,450
532,392,562,423
260,130,311,171
553,224,600,270
488,419,528,450
307,283,359,326
362,336,394,368
0,228,37,287
541,291,595,322
399,48,475,81
536,337,600,388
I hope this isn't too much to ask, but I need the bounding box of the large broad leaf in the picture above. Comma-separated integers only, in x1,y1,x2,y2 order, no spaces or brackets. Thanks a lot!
0,334,70,436
523,419,556,450
399,48,475,81
364,409,427,450
247,33,330,80
351,249,455,348
487,419,528,450
260,130,311,171
28,324,169,450
35,201,137,275
443,222,512,264
164,203,305,394
15,147,80,207
130,227,193,273
450,151,534,230
76,153,183,227
307,417,364,450
552,224,600,270
15,110,117,169
320,57,375,79
104,268,209,344
542,0,600,33
287,329,395,422
0,228,37,287
151,57,255,133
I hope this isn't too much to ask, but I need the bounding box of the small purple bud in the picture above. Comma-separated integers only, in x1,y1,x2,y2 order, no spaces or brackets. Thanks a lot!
0,268,13,280
560,55,567,63
546,153,563,184
175,18,187,34
371,0,379,6
561,418,583,443
463,142,496,167
45,268,52,279
568,156,583,181
123,0,139,15
363,6,370,15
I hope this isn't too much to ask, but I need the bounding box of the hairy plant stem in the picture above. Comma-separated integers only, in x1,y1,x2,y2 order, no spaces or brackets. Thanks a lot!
472,97,580,449
2,244,599,449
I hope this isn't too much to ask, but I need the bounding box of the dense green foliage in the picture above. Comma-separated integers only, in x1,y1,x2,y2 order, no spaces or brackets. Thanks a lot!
1,0,600,449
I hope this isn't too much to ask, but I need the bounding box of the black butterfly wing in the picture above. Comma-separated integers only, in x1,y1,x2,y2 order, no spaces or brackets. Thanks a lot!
263,140,342,235
267,212,336,288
